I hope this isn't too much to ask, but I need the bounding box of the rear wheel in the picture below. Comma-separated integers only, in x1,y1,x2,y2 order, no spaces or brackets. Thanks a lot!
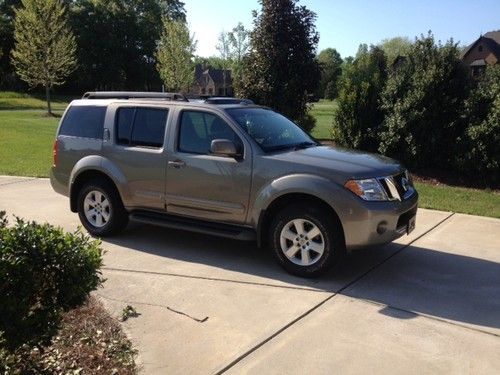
269,203,344,277
77,179,128,236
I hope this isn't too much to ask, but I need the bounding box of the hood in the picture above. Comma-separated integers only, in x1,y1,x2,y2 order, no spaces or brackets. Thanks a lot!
265,145,404,179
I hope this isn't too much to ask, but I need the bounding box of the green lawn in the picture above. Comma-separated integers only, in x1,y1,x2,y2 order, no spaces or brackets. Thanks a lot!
0,110,61,177
0,92,498,218
0,91,72,111
415,182,500,218
310,100,337,139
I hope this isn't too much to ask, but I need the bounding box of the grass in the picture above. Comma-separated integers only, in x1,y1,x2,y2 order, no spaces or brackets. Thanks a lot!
415,182,500,218
0,91,73,111
0,91,498,218
310,99,337,139
0,110,61,177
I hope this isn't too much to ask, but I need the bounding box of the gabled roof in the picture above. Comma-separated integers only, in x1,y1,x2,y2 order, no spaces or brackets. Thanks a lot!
484,30,500,44
461,30,500,60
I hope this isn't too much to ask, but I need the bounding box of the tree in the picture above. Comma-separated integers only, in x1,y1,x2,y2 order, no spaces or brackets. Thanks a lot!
379,36,412,65
11,0,76,114
228,22,250,93
156,18,196,92
239,0,320,131
216,31,231,95
316,48,343,99
228,23,250,64
332,44,387,151
0,0,22,88
378,33,470,169
68,0,186,92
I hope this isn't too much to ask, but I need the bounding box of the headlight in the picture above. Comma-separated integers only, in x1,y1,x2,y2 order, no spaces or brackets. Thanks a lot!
344,178,388,201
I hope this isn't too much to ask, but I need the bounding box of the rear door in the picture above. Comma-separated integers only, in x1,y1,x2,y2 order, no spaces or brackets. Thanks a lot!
103,105,170,210
164,109,252,224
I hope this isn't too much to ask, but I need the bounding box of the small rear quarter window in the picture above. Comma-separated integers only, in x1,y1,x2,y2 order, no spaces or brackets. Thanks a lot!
59,105,106,139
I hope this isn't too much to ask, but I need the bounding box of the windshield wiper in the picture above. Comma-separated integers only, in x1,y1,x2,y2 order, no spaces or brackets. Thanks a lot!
293,141,319,150
265,141,318,153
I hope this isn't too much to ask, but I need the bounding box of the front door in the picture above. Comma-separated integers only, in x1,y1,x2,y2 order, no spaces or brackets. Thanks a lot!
165,109,252,224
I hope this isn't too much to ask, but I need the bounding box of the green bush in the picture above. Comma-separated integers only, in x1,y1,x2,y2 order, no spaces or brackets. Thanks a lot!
457,65,500,186
379,33,470,169
0,211,104,350
332,44,387,152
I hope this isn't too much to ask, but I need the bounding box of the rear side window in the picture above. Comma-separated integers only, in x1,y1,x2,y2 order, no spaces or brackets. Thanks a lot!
59,106,106,139
116,107,168,148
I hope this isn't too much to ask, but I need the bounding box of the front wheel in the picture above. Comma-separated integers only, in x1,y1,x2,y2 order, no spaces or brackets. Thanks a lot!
269,203,344,277
77,179,128,236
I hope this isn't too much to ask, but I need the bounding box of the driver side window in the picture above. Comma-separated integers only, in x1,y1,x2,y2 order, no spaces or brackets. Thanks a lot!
178,111,242,154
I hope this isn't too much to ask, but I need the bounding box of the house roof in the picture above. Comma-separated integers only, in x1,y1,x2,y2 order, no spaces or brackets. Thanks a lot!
461,30,500,60
470,59,486,66
194,64,232,86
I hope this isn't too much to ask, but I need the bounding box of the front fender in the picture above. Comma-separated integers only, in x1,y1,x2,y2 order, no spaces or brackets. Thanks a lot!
250,173,344,227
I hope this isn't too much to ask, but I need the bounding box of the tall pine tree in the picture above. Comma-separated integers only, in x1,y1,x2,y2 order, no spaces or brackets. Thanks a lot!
11,0,76,114
239,0,320,131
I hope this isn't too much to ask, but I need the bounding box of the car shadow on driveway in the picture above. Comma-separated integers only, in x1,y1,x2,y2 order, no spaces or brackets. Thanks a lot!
103,223,500,333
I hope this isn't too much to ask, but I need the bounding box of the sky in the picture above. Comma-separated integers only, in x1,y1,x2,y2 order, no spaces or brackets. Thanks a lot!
184,0,500,58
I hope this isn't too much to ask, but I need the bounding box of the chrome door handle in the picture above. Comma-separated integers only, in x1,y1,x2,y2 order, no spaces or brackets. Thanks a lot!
168,159,185,168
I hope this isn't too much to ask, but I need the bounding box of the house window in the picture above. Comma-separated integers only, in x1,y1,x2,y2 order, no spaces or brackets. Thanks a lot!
208,88,213,95
478,45,483,52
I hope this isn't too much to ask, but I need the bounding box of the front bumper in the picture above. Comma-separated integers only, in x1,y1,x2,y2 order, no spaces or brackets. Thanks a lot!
340,190,419,249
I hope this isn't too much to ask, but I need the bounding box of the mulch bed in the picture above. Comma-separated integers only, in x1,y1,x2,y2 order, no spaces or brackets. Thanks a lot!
2,297,137,374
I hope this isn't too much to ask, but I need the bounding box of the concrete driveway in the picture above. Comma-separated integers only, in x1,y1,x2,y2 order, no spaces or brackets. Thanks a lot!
1,176,499,374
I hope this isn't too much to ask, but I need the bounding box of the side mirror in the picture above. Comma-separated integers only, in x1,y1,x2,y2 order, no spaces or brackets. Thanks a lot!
210,139,240,158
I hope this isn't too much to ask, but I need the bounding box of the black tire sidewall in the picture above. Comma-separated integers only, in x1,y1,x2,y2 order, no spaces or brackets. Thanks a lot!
270,204,342,277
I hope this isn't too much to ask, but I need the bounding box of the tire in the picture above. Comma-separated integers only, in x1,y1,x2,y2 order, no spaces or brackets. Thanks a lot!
269,203,345,277
77,178,128,237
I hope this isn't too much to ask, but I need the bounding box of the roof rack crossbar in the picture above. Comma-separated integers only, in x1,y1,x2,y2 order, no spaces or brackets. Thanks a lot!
82,91,188,102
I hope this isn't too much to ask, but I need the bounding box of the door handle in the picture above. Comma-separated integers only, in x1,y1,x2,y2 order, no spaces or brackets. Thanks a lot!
168,159,186,169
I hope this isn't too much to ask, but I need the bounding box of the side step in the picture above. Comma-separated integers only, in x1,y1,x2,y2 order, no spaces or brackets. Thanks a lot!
129,211,256,241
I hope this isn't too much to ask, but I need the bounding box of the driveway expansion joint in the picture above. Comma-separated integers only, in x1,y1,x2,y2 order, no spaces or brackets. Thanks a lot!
102,266,327,293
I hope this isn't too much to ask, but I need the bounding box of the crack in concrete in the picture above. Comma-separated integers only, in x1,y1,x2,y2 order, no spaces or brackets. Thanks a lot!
214,212,456,374
95,292,209,323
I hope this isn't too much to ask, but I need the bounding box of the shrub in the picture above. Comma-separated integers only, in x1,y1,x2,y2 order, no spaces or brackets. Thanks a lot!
332,44,387,152
378,33,470,169
0,212,104,350
456,65,500,186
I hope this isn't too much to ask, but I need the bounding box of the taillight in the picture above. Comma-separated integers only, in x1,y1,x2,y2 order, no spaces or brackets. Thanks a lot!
52,139,58,167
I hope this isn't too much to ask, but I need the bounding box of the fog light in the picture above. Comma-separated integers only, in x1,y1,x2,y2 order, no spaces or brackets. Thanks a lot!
377,221,388,234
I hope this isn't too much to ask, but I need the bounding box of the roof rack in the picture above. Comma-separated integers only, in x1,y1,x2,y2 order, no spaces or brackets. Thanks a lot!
82,91,188,102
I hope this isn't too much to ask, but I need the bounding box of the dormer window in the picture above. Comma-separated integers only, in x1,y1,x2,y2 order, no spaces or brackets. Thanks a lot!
478,45,483,52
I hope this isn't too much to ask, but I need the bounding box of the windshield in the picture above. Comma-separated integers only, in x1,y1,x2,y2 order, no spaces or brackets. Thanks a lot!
226,107,317,152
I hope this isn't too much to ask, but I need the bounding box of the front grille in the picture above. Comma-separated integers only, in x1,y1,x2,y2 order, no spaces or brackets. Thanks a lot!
378,172,413,201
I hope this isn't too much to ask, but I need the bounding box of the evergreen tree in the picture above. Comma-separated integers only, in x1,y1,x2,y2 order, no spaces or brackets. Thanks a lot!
239,0,320,131
11,0,76,114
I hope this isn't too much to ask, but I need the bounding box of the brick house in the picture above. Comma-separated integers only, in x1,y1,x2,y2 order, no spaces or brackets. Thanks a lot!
461,31,500,77
190,64,233,96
